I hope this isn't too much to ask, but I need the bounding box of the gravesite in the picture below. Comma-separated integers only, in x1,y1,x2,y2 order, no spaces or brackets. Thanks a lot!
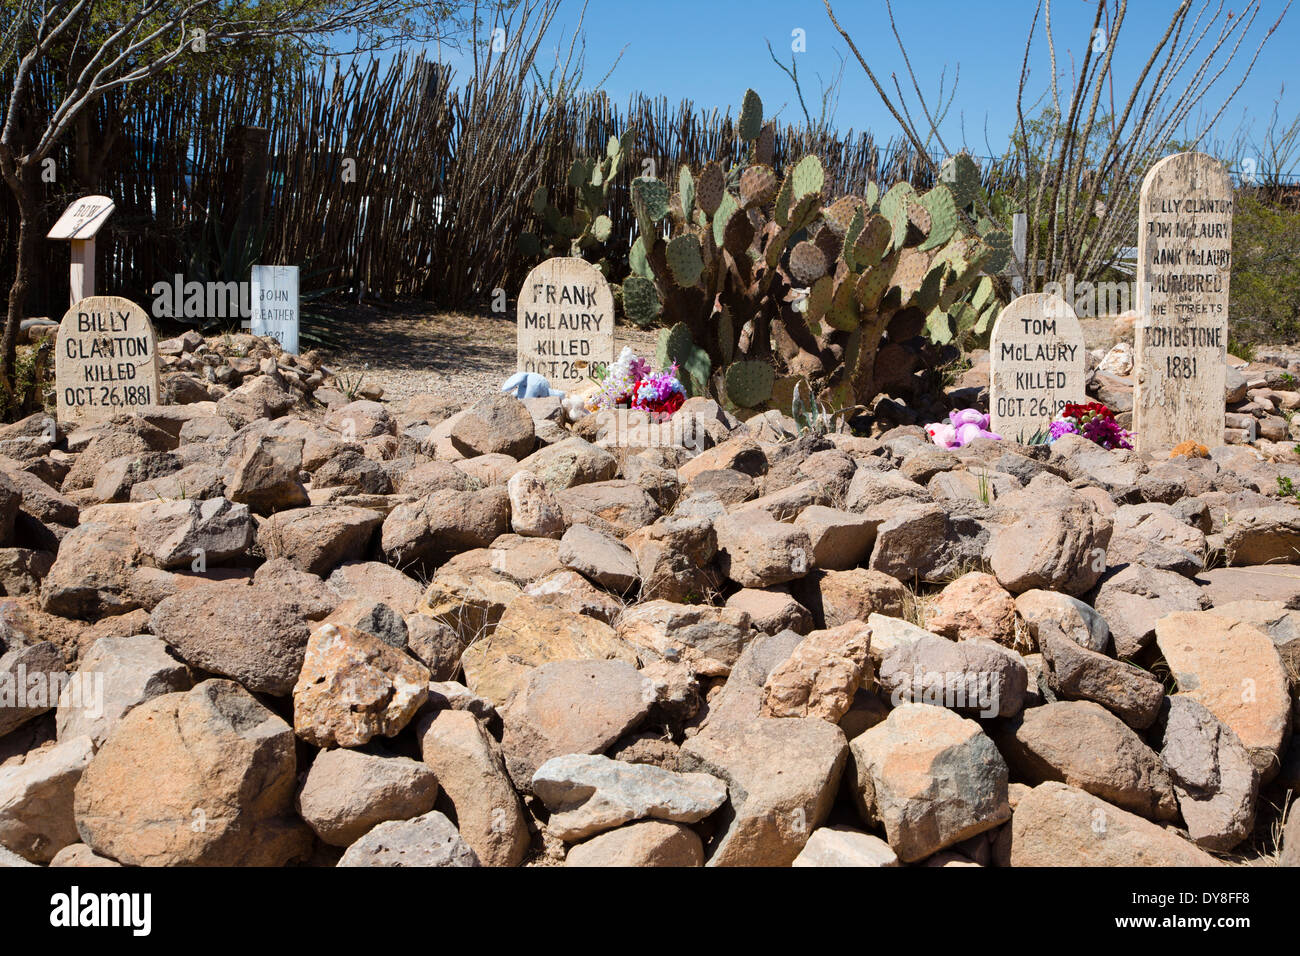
3,0,1300,920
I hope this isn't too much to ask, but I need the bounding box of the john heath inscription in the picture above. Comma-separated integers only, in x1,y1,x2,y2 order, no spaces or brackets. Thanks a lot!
54,295,161,425
1135,151,1232,454
990,293,1086,441
517,257,614,390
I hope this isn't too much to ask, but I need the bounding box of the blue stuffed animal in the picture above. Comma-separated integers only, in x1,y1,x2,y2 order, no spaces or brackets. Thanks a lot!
501,371,564,400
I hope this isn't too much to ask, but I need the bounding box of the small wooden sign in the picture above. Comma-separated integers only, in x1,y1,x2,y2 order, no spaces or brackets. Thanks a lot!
54,296,162,425
989,293,1086,442
47,195,116,307
516,257,614,390
46,195,115,240
250,265,300,354
1134,151,1232,455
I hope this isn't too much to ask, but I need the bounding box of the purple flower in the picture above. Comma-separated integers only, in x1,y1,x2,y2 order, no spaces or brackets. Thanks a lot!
1049,420,1078,441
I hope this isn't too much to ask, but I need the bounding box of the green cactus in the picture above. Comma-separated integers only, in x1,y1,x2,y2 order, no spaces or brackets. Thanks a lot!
738,89,764,142
939,153,981,209
725,361,775,408
520,128,633,268
666,234,704,287
612,91,1005,420
622,275,661,327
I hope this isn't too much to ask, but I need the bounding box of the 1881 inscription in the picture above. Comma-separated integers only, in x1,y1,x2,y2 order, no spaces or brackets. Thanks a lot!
1134,152,1232,454
54,296,161,425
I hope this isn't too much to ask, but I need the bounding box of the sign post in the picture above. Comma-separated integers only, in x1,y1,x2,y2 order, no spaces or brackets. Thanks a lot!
46,196,115,306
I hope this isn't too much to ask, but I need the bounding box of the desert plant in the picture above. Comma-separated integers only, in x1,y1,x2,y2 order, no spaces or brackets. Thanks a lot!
620,89,1005,417
519,127,635,275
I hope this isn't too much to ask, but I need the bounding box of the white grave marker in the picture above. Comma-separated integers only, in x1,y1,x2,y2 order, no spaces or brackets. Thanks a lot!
54,295,161,425
250,265,300,354
517,257,614,390
1134,151,1232,455
46,195,115,307
990,292,1086,441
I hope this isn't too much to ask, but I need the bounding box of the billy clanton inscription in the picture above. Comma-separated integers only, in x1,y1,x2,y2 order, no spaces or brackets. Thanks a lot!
54,296,162,425
1134,151,1232,454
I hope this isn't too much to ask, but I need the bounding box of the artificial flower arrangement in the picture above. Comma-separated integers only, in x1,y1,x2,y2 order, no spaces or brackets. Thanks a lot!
1049,401,1133,450
586,346,687,418
926,408,1001,449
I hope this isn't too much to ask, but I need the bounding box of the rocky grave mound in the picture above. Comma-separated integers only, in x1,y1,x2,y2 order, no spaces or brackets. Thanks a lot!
0,333,1298,867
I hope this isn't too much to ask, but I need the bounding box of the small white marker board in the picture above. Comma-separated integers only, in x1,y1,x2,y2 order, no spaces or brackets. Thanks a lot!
250,265,300,355
47,195,115,306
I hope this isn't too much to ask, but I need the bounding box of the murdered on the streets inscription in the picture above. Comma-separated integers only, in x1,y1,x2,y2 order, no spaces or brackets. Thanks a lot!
517,257,614,390
1135,151,1232,455
990,293,1086,441
54,296,161,425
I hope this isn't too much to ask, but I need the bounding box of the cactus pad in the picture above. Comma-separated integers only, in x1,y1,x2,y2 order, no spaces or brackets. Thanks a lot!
738,89,764,142
632,177,670,221
666,234,704,287
940,153,981,209
622,275,661,327
696,161,726,216
740,165,779,208
789,240,828,285
918,186,958,251
724,361,775,407
790,155,825,202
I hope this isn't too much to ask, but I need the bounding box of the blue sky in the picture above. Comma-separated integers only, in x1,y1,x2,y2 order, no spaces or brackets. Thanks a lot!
434,0,1299,171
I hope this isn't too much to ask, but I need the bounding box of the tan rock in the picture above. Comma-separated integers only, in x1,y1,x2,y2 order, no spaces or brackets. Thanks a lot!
1010,782,1223,866
927,572,1017,646
460,595,636,707
564,820,704,867
73,680,311,866
1155,611,1292,782
296,749,439,847
292,623,429,748
415,708,530,867
762,622,872,723
850,704,1010,862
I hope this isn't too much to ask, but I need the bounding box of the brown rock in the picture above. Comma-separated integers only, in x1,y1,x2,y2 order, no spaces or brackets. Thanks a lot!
292,623,429,748
762,622,872,723
73,680,311,866
927,572,1018,646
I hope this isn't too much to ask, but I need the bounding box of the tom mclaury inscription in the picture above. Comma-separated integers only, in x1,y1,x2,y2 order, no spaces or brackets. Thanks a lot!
1134,151,1232,454
517,257,614,390
54,295,161,425
990,293,1086,441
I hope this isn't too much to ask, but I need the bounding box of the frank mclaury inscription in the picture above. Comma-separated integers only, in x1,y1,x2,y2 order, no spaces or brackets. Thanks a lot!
990,293,1086,441
1135,151,1232,455
517,257,614,390
55,295,161,425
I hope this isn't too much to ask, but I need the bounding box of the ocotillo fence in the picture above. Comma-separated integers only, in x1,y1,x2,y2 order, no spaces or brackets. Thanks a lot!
0,53,1014,323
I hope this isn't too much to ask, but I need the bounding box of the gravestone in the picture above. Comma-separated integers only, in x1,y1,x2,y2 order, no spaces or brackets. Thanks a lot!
250,265,300,354
1134,151,1232,455
517,257,614,391
989,293,1086,441
54,296,162,425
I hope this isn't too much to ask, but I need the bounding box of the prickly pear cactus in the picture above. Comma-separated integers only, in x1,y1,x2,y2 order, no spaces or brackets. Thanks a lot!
614,88,1005,419
520,128,634,273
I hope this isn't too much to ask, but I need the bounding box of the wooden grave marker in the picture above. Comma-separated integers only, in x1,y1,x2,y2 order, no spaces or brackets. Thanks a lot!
1134,151,1232,455
990,293,1087,441
54,296,161,425
517,257,614,391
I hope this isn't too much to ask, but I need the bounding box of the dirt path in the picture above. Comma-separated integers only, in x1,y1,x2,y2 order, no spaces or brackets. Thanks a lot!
316,302,658,403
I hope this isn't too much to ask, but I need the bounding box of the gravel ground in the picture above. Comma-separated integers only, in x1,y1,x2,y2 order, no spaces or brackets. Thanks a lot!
316,302,658,405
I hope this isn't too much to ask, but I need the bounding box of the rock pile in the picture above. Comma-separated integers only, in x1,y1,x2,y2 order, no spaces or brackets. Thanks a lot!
0,334,1297,867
